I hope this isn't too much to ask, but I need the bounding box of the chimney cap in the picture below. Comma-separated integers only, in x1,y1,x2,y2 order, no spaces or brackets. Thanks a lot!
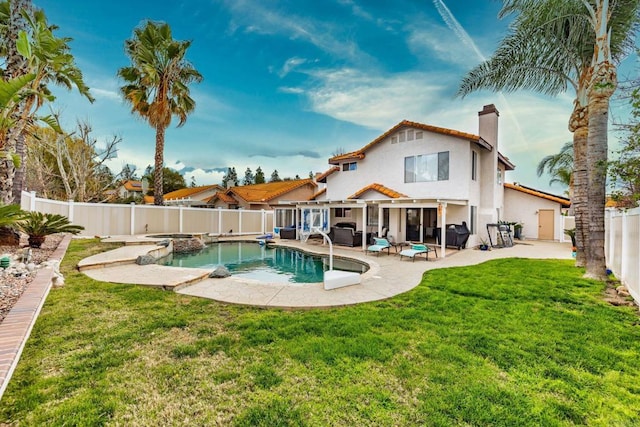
479,104,499,116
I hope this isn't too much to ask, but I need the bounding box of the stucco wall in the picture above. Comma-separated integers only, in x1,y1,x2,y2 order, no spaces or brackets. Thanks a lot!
325,128,483,201
504,187,564,240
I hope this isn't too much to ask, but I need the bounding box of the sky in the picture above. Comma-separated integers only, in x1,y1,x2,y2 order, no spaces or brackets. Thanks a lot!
34,0,638,195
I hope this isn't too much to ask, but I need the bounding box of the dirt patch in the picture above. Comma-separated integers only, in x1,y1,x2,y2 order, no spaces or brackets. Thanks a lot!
0,233,65,323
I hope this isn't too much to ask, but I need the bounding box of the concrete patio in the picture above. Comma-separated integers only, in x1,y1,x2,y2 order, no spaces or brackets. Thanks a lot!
80,236,574,309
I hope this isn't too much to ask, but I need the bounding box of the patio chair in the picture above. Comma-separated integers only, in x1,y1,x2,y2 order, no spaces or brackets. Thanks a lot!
399,244,437,261
367,237,391,255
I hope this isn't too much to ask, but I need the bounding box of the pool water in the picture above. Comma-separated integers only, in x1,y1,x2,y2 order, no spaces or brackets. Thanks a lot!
158,242,368,284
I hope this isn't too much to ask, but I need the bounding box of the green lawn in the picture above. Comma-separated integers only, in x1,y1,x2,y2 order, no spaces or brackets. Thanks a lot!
2,239,640,426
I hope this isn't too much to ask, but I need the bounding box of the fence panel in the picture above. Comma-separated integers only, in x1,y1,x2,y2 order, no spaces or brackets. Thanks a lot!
606,208,640,305
20,191,274,238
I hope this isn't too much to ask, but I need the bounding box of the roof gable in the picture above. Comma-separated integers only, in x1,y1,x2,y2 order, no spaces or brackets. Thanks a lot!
349,183,408,199
123,180,143,191
227,179,317,203
329,120,482,165
164,184,223,200
504,183,570,207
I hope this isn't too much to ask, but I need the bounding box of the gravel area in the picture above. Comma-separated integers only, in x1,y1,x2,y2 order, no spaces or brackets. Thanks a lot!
0,234,64,323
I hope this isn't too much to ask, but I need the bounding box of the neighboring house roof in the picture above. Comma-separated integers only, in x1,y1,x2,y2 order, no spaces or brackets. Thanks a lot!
328,119,515,171
209,191,237,204
349,183,408,199
227,179,317,203
164,184,223,201
504,183,571,207
315,166,340,183
143,195,154,204
309,188,326,200
123,180,143,192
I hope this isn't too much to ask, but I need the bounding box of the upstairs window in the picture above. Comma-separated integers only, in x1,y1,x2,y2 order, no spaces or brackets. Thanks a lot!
405,151,449,183
415,131,423,139
471,150,478,181
398,131,406,142
406,129,414,141
342,162,357,171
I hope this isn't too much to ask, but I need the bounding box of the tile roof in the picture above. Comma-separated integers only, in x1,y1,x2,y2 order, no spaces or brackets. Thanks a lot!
309,188,326,200
209,191,237,204
123,180,143,191
328,119,515,170
504,183,571,207
315,166,340,183
143,195,154,204
349,183,408,199
164,184,223,200
227,179,317,203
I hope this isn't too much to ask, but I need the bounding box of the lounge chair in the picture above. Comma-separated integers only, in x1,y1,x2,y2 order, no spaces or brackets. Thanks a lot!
399,244,437,261
367,237,391,255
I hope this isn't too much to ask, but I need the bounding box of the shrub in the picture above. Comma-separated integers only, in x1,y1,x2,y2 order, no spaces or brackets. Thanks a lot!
18,211,84,248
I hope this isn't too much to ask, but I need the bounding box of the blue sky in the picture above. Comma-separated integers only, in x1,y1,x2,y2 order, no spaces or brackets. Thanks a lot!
35,0,637,194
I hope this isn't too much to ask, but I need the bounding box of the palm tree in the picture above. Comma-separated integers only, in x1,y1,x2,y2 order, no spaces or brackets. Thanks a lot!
458,0,638,279
536,141,574,197
0,1,93,205
118,21,202,205
11,8,94,204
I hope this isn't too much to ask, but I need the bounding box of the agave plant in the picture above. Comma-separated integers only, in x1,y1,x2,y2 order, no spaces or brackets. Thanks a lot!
18,211,84,248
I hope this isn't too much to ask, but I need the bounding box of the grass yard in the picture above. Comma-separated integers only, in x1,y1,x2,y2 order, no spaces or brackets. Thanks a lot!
1,239,640,426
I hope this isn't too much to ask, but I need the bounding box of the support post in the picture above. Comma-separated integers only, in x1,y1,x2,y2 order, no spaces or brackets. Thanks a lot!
130,202,136,235
440,203,447,258
362,204,367,251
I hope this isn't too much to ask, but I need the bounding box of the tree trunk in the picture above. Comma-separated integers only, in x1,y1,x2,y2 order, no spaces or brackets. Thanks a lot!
12,133,27,205
0,0,32,204
569,100,588,268
153,125,165,205
585,64,615,280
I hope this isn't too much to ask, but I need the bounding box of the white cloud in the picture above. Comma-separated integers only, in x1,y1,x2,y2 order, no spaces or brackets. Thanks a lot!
294,68,452,129
278,57,308,77
91,88,121,101
221,0,373,64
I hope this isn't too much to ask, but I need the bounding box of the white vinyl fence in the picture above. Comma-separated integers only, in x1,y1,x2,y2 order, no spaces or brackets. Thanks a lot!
20,191,273,237
605,207,640,303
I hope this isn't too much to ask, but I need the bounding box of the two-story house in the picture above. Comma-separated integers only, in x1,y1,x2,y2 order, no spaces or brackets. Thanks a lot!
288,105,518,255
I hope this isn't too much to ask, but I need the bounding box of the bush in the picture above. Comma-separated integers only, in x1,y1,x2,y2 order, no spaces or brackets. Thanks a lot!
18,211,84,248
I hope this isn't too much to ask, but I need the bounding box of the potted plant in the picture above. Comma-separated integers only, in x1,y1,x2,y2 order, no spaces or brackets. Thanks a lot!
17,211,84,248
513,222,523,239
479,238,490,251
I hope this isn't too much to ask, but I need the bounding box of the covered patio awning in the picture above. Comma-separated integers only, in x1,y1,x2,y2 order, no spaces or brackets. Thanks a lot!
287,197,469,257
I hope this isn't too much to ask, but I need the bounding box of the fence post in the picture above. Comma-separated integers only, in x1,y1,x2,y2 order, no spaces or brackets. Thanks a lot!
68,199,74,222
130,202,136,235
608,210,615,268
179,206,184,233
239,210,242,235
261,209,266,234
29,191,36,212
218,207,222,235
621,211,628,282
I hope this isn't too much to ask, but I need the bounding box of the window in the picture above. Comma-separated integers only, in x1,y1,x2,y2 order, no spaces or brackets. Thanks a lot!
275,208,295,228
470,206,477,234
471,150,478,181
398,131,406,142
497,168,503,184
335,207,351,218
391,135,398,144
342,162,357,171
367,206,378,226
404,151,449,183
415,131,423,139
406,129,414,141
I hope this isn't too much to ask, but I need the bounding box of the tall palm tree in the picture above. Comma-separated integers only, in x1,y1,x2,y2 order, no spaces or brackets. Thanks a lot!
458,0,638,279
11,8,93,204
0,1,92,204
118,21,202,206
536,141,574,197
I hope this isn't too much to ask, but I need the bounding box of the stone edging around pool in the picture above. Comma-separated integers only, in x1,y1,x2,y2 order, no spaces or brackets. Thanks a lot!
78,236,380,292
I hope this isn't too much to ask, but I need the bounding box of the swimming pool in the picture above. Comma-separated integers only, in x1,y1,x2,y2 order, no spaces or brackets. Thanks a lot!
158,242,368,284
